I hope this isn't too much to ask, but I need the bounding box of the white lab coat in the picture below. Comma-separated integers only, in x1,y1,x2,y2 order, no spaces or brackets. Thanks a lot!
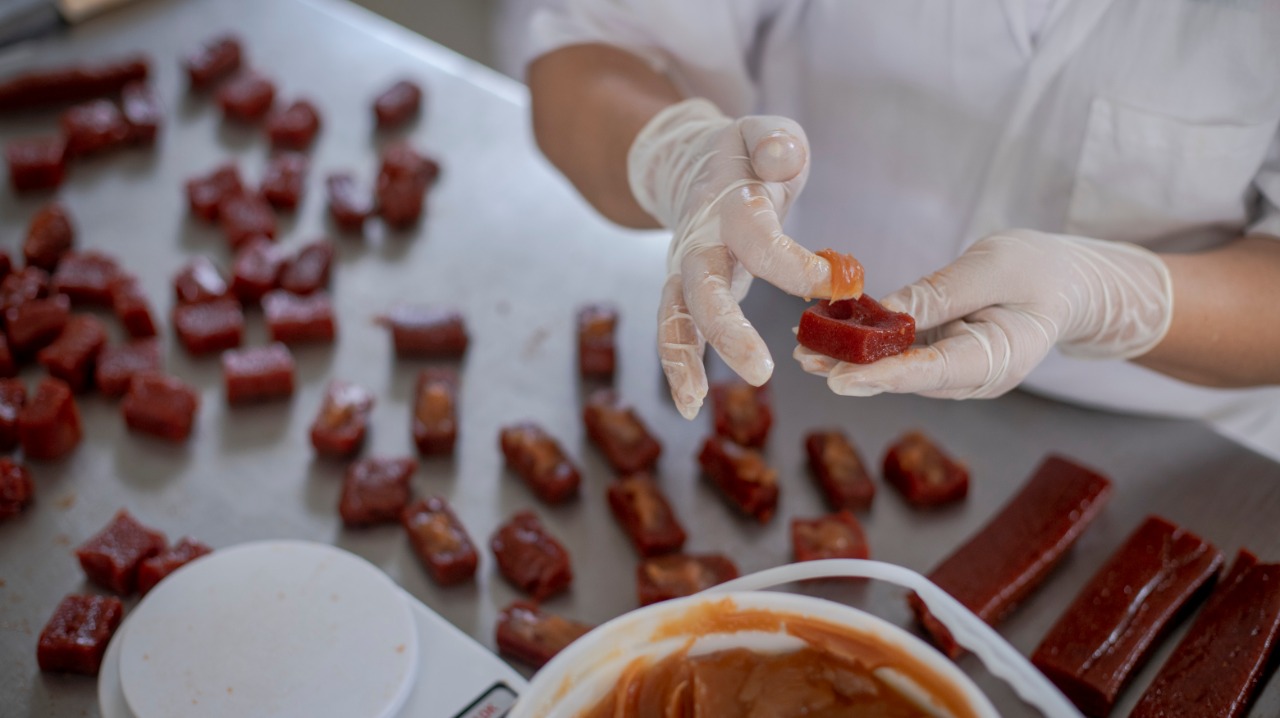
517,0,1280,461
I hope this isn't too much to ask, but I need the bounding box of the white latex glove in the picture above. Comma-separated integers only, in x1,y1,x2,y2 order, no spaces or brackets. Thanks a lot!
629,98,837,419
795,229,1174,399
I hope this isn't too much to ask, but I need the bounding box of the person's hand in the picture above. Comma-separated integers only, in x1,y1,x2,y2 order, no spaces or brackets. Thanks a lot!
629,98,841,419
794,229,1174,398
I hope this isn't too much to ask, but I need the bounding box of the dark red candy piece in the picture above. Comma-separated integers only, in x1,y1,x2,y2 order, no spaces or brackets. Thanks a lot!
0,457,33,518
583,389,661,474
0,266,49,316
279,240,333,295
37,315,107,393
75,509,166,594
792,510,870,563
412,369,457,456
137,538,213,595
376,305,468,358
491,511,573,600
222,343,294,404
376,143,438,228
183,35,241,90
0,379,26,450
6,294,71,357
51,251,120,306
266,99,320,149
25,202,74,272
263,290,335,345
121,81,161,144
173,298,243,355
217,71,275,121
7,136,67,192
260,152,308,210
883,431,970,507
186,164,243,222
500,423,580,503
797,295,916,364
637,554,739,606
326,173,373,231
607,473,686,557
17,377,81,460
231,238,286,303
0,336,14,378
95,339,163,398
173,256,229,304
110,274,157,339
339,456,416,527
0,251,11,280
36,595,124,675
805,430,876,512
402,496,477,585
496,602,593,669
711,381,772,448
381,141,439,185
373,80,422,128
698,435,778,524
122,373,200,442
577,304,616,380
219,193,276,250
1033,516,1224,718
309,380,374,458
61,99,130,157
0,55,148,111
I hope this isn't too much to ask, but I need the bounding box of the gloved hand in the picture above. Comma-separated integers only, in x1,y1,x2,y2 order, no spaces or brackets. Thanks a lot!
794,229,1174,399
629,98,837,419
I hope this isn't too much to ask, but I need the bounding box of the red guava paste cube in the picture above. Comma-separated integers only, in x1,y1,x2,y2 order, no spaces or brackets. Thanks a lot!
51,251,120,306
24,202,74,271
36,594,124,675
797,295,916,364
0,251,10,280
607,473,686,557
710,381,772,448
883,431,970,507
121,81,161,144
7,136,66,192
792,510,870,563
279,240,333,295
491,511,573,600
698,435,779,524
637,554,739,606
183,35,241,90
0,55,148,111
263,290,335,345
60,99,130,157
339,456,416,527
222,343,293,404
373,80,421,128
75,509,166,594
0,458,34,519
122,373,200,442
0,266,49,316
173,256,229,305
805,430,876,512
309,380,374,458
376,143,438,228
0,379,26,450
37,315,107,393
496,602,593,669
6,294,71,357
186,164,243,222
412,369,457,456
173,298,243,355
231,238,285,303
0,335,16,378
375,305,468,358
577,303,616,380
500,423,580,504
219,193,276,250
260,152,307,210
17,377,81,460
583,389,661,474
266,99,320,149
402,496,477,585
110,274,157,339
136,537,213,595
217,71,275,121
95,339,162,398
326,173,372,231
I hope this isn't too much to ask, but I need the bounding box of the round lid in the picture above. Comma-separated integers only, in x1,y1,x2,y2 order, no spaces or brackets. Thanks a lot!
119,540,418,718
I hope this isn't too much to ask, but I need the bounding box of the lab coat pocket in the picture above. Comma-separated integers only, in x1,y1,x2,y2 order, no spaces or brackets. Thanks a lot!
1066,97,1277,243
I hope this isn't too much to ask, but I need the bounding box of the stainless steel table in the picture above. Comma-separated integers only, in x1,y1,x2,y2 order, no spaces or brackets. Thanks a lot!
2,1,1279,716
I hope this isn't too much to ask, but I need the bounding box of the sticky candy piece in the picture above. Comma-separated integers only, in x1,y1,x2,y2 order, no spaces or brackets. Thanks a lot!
110,274,157,338
577,303,617,380
17,378,81,460
219,193,276,250
24,202,74,272
491,510,573,601
496,602,592,669
122,373,200,442
137,538,213,595
260,152,308,210
373,80,421,128
412,369,457,456
7,136,67,192
698,435,778,523
36,595,124,675
500,423,580,504
6,295,72,357
222,343,294,404
583,389,661,474
74,509,166,594
637,553,739,606
402,496,477,585
797,295,915,364
711,381,772,448
173,256,229,305
0,458,33,519
173,298,243,355
376,305,468,358
61,99,130,157
183,36,241,90
0,379,27,450
51,251,120,306
95,339,163,398
266,99,320,149
217,71,275,121
263,290,335,345
231,238,286,304
326,172,373,231
0,55,148,111
37,315,107,393
607,473,686,557
121,81,161,144
309,380,374,458
791,510,870,563
186,164,243,222
883,431,970,507
279,240,333,295
805,430,875,511
339,456,416,527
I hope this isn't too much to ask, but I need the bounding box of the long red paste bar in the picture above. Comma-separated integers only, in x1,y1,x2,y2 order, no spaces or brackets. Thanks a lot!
909,455,1112,658
0,56,149,112
1130,550,1280,718
1032,516,1223,717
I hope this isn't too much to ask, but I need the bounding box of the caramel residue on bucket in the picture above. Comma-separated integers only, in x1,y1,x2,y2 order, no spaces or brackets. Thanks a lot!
817,249,865,301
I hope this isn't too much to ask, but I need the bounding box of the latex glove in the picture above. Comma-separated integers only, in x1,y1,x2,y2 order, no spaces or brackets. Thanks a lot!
629,98,836,419
795,229,1174,399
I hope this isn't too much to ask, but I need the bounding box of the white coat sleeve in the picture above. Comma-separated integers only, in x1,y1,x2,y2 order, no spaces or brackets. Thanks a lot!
521,0,783,116
1247,126,1280,240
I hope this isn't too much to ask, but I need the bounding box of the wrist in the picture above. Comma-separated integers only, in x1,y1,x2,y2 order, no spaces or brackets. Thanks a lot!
1057,236,1174,360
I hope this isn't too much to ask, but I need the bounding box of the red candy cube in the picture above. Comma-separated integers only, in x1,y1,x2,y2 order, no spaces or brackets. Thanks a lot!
6,294,71,357
37,315,107,393
711,381,772,448
376,305,468,358
792,510,870,563
805,430,876,512
95,339,163,397
797,295,916,364
110,274,157,338
326,173,372,231
698,435,779,523
376,142,438,228
186,164,243,222
183,35,242,90
121,81,161,144
413,369,457,456
583,390,661,475
51,251,120,306
402,496,477,585
0,379,26,450
173,298,244,355
24,202,75,271
217,71,275,121
263,290,335,344
231,238,286,303
260,152,308,210
279,240,333,295
0,458,34,519
61,99,130,157
500,423,580,504
265,99,320,149
0,266,49,316
339,456,416,527
7,136,67,192
75,509,167,594
122,373,200,442
373,80,421,128
17,378,81,460
577,303,617,380
496,602,593,669
137,537,213,595
36,595,124,675
173,256,229,304
637,554,739,606
607,473,686,557
0,336,14,378
218,193,276,250
0,251,10,280
883,431,970,507
491,511,573,600
309,380,374,458
222,343,294,404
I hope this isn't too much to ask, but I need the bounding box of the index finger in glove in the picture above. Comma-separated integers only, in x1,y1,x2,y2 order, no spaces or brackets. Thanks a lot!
682,244,774,387
716,182,833,300
657,273,709,420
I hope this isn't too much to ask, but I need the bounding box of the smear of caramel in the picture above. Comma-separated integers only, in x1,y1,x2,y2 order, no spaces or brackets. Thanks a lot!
817,249,865,301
